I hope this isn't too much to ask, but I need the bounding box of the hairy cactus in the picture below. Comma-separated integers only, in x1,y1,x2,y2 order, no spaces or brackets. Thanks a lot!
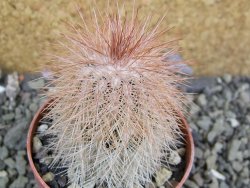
41,5,189,188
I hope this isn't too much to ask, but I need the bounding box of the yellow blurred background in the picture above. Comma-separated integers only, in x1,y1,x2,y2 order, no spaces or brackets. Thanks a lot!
0,0,249,75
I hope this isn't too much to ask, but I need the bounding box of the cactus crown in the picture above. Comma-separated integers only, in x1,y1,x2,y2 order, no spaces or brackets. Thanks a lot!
42,4,189,188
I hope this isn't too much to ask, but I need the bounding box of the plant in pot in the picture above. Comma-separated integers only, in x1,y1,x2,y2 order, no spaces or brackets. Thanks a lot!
27,6,194,188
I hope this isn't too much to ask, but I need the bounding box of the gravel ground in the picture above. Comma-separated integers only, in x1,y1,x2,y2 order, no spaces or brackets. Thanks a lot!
0,71,249,188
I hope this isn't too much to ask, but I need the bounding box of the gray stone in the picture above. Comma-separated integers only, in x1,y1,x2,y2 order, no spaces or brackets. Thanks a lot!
5,72,20,101
197,116,212,131
4,158,15,169
212,142,223,154
2,113,15,121
220,182,229,188
0,146,9,160
187,77,216,93
9,176,28,188
207,118,225,144
192,173,203,186
224,89,233,101
240,167,249,178
223,123,234,137
15,107,23,120
223,74,232,83
206,155,217,169
243,150,250,158
155,168,172,187
197,94,207,107
0,136,2,145
228,140,242,161
184,180,199,188
189,123,198,132
7,168,17,178
28,79,45,90
25,109,32,121
42,172,55,182
210,85,223,93
4,121,27,149
207,130,217,144
189,104,200,116
225,111,236,118
209,110,223,119
240,90,250,103
0,170,9,188
29,102,38,112
0,176,9,188
15,155,27,175
0,160,6,170
208,177,219,188
232,161,243,172
17,150,26,156
33,136,42,153
195,148,203,159
57,176,67,188
246,115,250,123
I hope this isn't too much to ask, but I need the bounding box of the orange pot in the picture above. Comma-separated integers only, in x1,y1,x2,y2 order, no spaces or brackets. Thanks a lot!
27,101,194,188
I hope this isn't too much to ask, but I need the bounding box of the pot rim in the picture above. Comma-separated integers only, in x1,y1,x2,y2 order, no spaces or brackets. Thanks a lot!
27,101,194,188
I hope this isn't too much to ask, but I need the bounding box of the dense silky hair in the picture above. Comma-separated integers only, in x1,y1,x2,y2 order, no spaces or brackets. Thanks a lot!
41,4,189,188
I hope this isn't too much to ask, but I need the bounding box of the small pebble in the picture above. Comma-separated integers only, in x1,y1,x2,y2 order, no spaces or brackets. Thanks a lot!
4,158,15,169
184,180,199,188
33,136,43,153
37,124,49,132
0,170,8,177
9,176,28,188
0,146,9,160
155,168,172,187
223,74,232,83
0,86,5,93
42,172,55,182
192,173,204,186
197,94,207,107
210,169,226,180
228,118,239,128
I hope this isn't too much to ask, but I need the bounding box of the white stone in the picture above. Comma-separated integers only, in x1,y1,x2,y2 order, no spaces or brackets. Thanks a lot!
37,124,49,132
211,169,226,180
0,86,5,93
228,118,239,128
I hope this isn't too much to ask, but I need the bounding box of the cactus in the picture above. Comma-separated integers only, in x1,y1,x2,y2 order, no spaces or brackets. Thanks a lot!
41,5,189,188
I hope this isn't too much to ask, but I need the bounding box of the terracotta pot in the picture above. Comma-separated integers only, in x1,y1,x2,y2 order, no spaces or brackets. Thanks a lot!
27,101,194,188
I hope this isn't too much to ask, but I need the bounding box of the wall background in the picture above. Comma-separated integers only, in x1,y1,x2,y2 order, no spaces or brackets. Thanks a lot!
0,0,249,75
